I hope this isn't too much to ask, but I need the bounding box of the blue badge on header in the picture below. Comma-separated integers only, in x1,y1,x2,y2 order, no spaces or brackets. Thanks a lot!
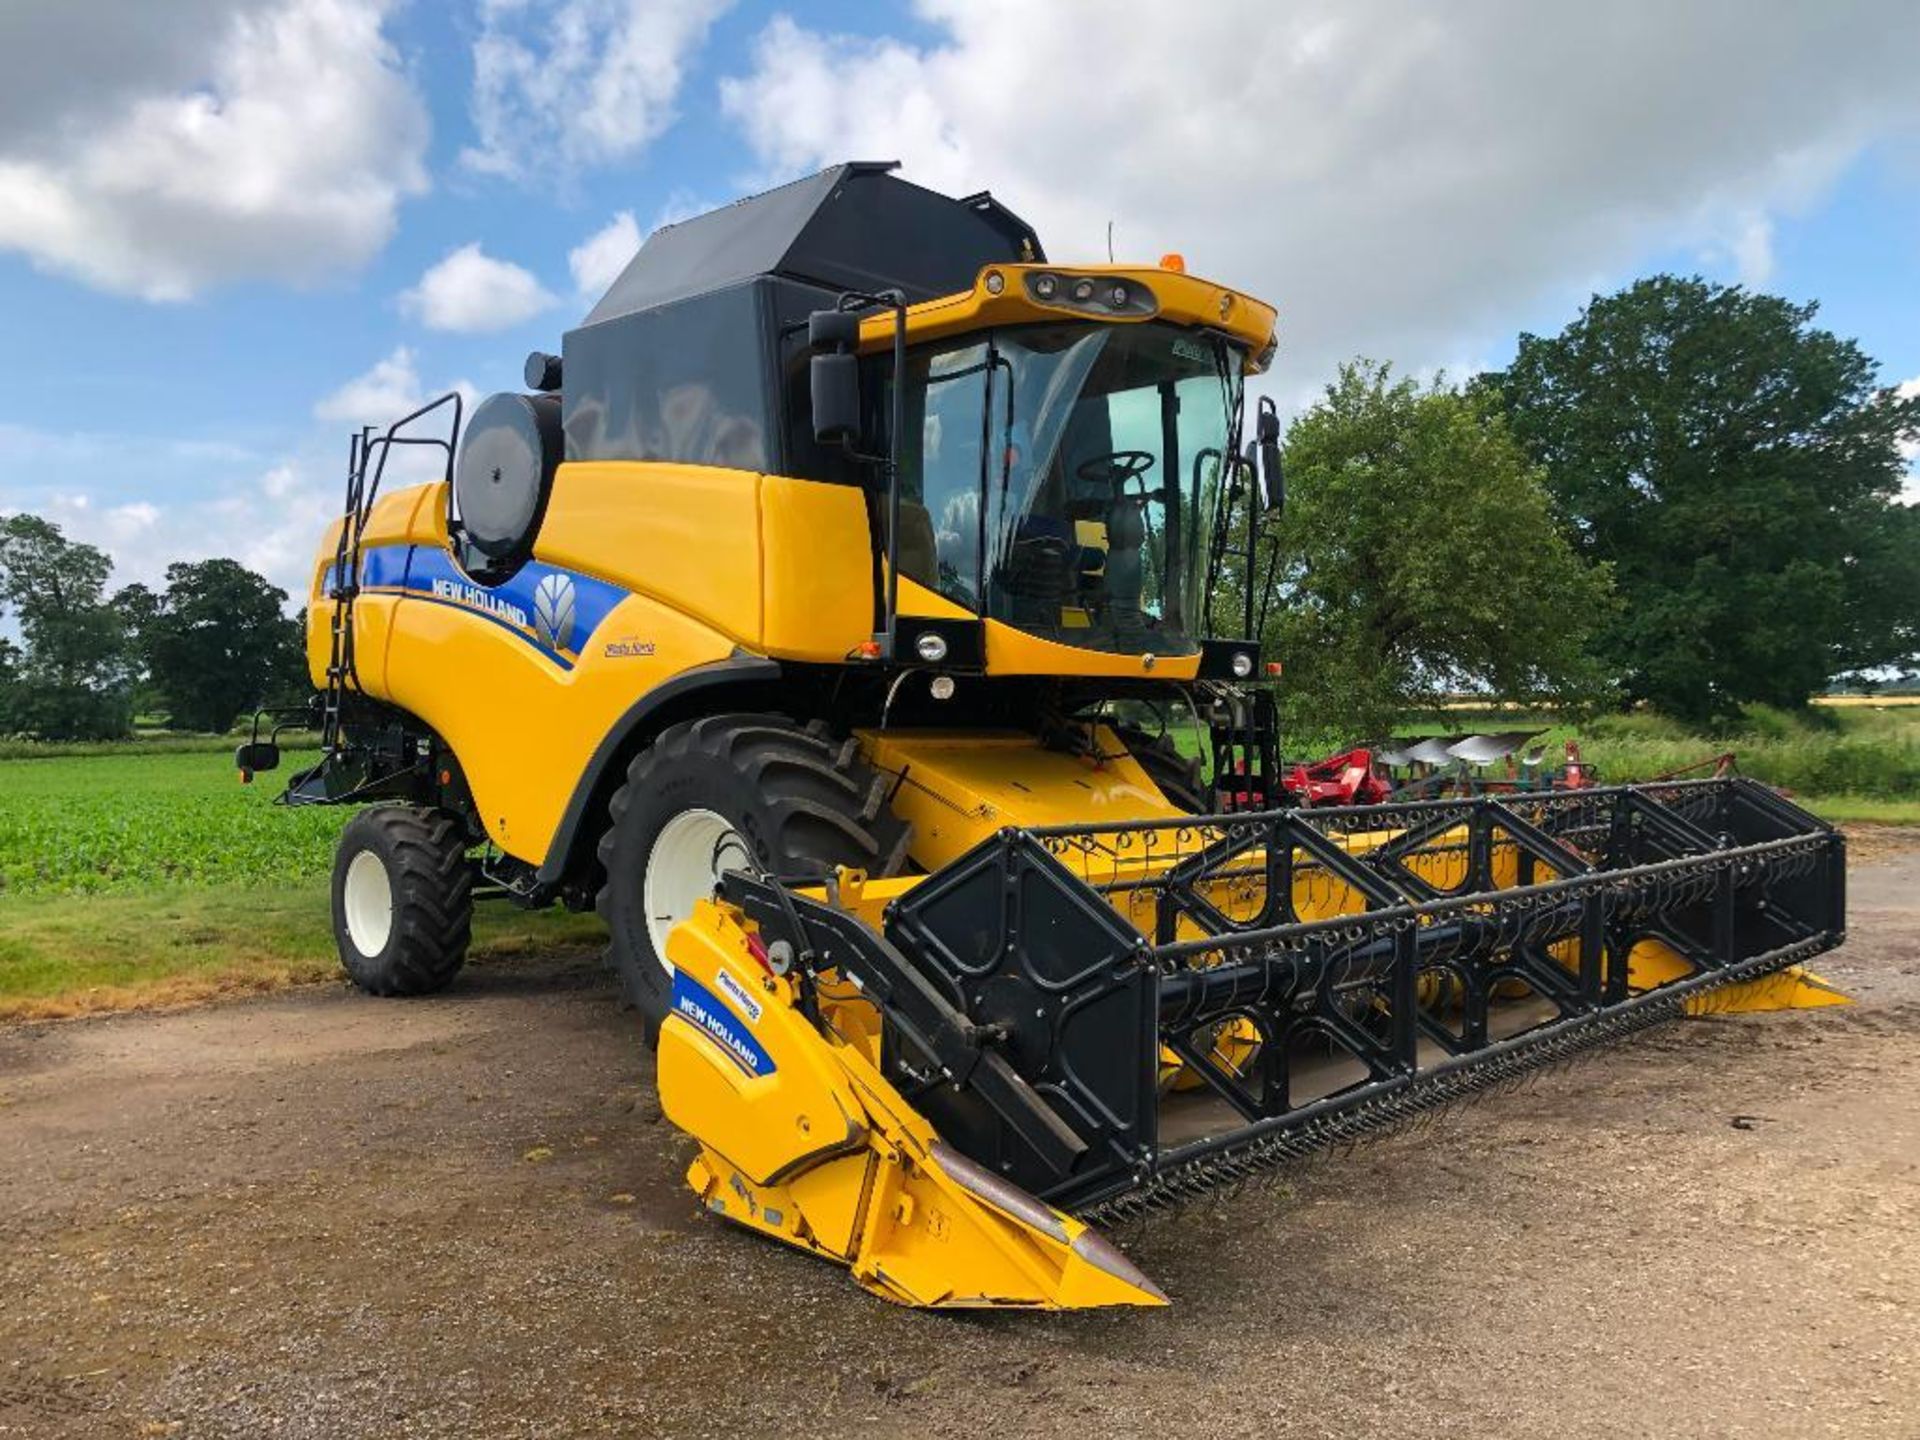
671,970,775,1077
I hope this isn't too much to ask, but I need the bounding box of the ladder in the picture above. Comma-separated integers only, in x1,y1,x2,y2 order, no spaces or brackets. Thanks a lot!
316,393,465,761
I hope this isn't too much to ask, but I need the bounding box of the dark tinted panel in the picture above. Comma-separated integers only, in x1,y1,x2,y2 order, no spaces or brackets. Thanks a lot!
562,282,775,471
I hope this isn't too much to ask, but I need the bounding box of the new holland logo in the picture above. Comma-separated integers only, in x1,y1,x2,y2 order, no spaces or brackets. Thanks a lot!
430,577,529,630
532,572,577,653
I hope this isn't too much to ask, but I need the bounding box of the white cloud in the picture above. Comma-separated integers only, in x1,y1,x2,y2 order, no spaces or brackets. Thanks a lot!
0,0,428,300
718,3,1920,390
22,466,337,600
1731,215,1776,289
463,0,731,180
569,210,640,300
201,466,344,595
313,348,477,490
16,439,451,601
1698,209,1779,288
110,501,161,532
314,346,428,426
400,243,556,332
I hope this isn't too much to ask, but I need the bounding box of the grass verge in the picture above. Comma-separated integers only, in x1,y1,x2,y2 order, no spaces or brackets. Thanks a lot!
0,882,606,1021
1797,796,1920,825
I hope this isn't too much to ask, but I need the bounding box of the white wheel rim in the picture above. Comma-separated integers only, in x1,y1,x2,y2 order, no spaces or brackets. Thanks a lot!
343,848,394,958
644,808,754,968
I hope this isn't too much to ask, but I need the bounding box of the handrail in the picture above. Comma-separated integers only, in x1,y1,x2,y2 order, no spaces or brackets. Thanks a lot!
318,391,464,756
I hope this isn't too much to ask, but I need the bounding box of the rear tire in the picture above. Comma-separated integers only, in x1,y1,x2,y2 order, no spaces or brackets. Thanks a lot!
1116,724,1208,813
330,806,473,996
596,715,912,1030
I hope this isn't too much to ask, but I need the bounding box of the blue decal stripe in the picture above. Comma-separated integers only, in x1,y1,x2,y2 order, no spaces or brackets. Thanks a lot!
670,970,776,1077
369,587,576,670
349,543,630,671
357,545,413,590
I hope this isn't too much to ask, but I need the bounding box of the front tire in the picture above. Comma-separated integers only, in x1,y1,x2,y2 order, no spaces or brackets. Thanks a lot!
330,806,474,996
596,715,912,1029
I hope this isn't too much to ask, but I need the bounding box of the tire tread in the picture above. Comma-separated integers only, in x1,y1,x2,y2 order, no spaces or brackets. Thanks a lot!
594,713,911,1027
333,806,473,997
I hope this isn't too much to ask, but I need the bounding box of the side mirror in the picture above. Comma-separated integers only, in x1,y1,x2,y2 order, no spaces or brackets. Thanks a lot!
808,308,862,448
809,309,859,351
1255,396,1284,515
811,353,860,447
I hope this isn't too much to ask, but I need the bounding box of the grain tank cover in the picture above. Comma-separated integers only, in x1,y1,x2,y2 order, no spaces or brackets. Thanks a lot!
581,162,1045,326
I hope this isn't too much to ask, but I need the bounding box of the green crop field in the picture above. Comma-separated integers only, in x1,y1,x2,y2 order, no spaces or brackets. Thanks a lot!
0,748,600,1019
0,749,346,895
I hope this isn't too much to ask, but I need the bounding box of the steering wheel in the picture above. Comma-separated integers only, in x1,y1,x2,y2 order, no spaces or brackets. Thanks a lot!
1075,450,1156,490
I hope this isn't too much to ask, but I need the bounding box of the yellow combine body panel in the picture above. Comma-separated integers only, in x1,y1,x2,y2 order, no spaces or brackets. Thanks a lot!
860,728,1183,869
308,468,1205,862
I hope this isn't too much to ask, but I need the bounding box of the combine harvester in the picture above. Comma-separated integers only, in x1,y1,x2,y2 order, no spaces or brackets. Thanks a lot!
243,165,1849,1310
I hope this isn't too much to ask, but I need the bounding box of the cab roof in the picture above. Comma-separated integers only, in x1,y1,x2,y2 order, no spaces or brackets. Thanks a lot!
581,161,1046,326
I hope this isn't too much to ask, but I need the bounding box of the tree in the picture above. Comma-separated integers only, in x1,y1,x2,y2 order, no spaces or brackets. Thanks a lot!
271,606,315,708
1492,276,1920,721
111,581,165,718
1265,362,1615,742
0,635,19,730
142,559,303,733
0,514,134,740
112,581,160,644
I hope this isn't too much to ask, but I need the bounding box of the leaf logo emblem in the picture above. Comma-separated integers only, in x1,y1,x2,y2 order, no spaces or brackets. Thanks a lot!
532,572,577,653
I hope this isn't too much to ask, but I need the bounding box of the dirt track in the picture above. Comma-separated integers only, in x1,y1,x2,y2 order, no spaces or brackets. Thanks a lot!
3,839,1917,1439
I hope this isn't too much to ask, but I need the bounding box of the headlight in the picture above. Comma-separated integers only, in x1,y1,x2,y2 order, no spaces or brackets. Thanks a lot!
915,631,949,663
1231,652,1254,678
1025,272,1156,316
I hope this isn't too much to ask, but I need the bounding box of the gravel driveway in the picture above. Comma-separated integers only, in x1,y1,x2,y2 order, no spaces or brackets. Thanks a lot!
3,837,1916,1439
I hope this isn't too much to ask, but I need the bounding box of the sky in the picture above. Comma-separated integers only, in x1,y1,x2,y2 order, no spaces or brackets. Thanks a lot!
1,0,1917,602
